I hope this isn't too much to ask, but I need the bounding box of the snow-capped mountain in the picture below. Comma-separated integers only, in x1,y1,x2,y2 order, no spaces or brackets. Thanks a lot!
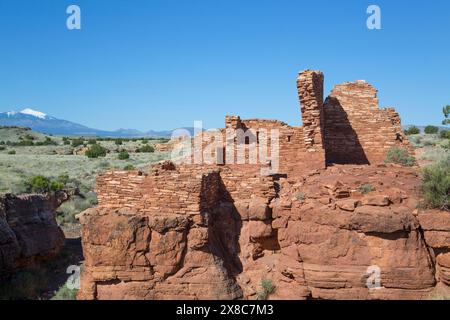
0,108,194,137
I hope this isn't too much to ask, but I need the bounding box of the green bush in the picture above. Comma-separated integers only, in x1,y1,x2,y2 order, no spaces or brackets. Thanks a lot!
123,164,135,171
35,137,57,146
118,150,130,160
358,184,374,194
440,130,450,139
71,138,85,147
424,125,439,134
421,156,450,210
385,147,416,167
25,175,66,194
51,284,77,300
138,144,155,153
0,146,5,151
85,144,107,158
256,278,275,300
295,192,306,201
8,150,16,155
87,139,97,145
115,139,123,145
405,126,420,135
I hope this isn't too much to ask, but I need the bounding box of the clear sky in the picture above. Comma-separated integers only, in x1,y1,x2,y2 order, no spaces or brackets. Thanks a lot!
0,0,449,131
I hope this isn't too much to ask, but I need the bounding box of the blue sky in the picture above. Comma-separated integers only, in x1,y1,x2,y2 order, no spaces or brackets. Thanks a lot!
0,0,449,131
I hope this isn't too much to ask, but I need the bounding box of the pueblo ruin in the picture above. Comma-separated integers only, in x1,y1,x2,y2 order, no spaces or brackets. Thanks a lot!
77,70,450,300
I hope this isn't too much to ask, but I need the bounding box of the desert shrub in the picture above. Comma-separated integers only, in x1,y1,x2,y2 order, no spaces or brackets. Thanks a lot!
440,130,450,139
385,147,416,167
138,144,154,153
87,139,97,145
51,285,77,300
424,125,439,134
0,146,5,151
405,126,420,135
97,160,111,169
421,155,450,210
358,184,374,194
115,139,123,145
123,164,135,171
443,140,450,150
0,141,5,145
256,278,275,300
25,175,65,194
8,150,16,155
118,150,130,160
23,134,35,141
141,138,149,144
57,193,97,224
71,138,85,147
63,140,71,145
35,137,57,146
295,192,306,201
85,144,107,158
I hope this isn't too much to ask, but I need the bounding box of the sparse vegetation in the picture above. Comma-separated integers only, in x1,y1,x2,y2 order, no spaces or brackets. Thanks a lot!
405,126,420,135
440,130,450,140
137,144,155,153
424,125,439,134
295,192,306,201
85,144,107,158
123,164,135,171
71,138,85,147
421,154,450,210
24,175,67,194
51,284,77,300
358,184,374,194
385,147,416,167
8,150,16,155
256,278,275,300
118,150,130,160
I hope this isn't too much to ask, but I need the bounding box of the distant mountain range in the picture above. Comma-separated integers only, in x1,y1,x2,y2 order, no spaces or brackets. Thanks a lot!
0,108,195,137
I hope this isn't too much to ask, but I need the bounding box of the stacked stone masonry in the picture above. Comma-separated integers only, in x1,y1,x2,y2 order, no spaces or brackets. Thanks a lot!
78,70,449,300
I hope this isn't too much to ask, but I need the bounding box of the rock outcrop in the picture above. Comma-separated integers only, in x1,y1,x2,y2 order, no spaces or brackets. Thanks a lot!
0,192,69,273
77,70,449,300
77,162,450,300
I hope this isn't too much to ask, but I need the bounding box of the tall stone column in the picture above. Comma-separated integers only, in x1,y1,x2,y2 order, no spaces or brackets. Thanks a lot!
297,70,325,152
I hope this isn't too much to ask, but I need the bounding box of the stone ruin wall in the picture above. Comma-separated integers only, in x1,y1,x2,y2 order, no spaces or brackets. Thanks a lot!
95,163,276,216
323,81,412,165
78,70,450,301
211,69,411,171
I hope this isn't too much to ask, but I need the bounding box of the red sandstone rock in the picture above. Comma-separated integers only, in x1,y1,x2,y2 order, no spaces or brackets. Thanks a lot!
361,195,390,206
77,70,447,300
0,192,68,273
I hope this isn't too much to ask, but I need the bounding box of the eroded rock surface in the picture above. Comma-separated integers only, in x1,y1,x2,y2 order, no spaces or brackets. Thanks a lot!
77,163,449,300
0,192,68,273
77,70,449,300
